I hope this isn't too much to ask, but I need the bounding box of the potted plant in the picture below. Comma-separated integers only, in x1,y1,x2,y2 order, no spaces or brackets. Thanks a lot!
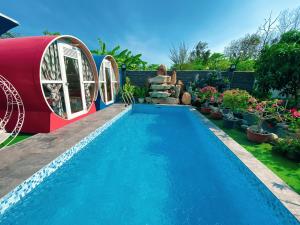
198,86,218,114
122,77,136,105
246,100,283,143
134,87,147,103
223,89,251,117
222,89,251,129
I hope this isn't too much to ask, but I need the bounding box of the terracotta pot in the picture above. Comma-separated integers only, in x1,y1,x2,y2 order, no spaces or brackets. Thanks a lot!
210,111,223,120
247,128,273,143
200,107,211,114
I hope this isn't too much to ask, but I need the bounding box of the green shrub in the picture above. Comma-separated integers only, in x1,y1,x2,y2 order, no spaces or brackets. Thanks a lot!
222,89,251,112
272,138,300,161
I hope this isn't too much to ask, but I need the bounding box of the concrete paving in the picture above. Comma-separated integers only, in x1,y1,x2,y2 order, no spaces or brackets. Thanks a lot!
0,104,127,198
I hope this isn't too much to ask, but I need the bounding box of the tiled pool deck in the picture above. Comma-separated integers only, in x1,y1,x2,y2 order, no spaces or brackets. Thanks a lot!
0,104,299,221
0,104,127,199
192,108,300,221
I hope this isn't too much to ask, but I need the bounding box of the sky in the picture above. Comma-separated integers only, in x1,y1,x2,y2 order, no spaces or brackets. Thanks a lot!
1,0,300,66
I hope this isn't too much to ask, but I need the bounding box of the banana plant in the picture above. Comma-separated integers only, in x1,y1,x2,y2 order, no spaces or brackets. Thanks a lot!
91,38,152,70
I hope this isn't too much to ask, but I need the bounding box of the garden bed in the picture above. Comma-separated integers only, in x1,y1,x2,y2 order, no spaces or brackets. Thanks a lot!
206,116,300,194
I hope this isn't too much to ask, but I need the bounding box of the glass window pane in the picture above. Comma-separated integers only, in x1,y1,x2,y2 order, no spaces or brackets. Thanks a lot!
105,67,112,102
113,82,119,97
43,83,67,118
100,82,106,102
81,51,94,81
84,83,95,109
64,56,83,113
41,41,62,81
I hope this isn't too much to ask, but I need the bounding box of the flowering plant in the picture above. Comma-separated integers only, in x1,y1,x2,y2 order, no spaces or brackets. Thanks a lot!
197,86,218,104
222,89,252,113
283,108,300,132
248,99,286,133
290,108,300,118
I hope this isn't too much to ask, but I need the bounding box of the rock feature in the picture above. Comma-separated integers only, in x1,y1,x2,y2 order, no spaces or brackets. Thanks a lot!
181,92,191,105
149,91,171,98
146,65,180,105
149,75,171,84
150,84,172,90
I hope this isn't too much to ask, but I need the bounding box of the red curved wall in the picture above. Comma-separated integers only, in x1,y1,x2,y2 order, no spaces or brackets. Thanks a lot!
0,36,96,133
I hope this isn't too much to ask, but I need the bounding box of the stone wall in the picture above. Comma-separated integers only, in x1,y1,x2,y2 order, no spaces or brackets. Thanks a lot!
125,70,255,92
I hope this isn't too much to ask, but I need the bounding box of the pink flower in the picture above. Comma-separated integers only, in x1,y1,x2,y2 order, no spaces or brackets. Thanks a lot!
248,98,256,104
290,108,300,118
210,96,215,103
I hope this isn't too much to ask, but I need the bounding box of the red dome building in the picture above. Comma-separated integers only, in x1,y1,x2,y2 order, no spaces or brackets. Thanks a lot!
0,35,98,133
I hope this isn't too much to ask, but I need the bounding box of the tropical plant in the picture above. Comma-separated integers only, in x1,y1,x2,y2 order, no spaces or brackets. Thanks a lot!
189,41,211,64
222,89,252,112
255,30,300,107
134,87,147,98
91,39,151,70
43,30,61,35
122,77,135,95
0,31,19,39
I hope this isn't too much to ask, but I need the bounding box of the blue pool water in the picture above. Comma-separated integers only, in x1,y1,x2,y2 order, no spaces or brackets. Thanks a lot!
0,105,298,225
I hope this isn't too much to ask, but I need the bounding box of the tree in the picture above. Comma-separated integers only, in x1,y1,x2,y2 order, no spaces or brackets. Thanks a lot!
169,42,189,70
0,31,19,39
91,39,149,70
255,30,300,107
189,41,211,63
258,12,279,48
207,53,231,71
277,6,300,34
43,30,61,35
224,33,261,65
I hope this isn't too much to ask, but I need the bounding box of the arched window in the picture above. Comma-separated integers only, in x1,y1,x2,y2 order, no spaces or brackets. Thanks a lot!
41,40,96,119
99,59,118,105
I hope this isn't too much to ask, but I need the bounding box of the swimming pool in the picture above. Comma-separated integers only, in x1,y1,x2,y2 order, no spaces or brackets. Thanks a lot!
0,104,298,224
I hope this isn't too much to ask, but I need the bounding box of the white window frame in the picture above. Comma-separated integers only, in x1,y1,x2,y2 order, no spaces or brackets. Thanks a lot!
99,59,117,105
41,42,89,120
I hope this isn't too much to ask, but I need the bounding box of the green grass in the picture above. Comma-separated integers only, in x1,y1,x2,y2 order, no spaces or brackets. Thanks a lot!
208,117,300,194
0,133,33,148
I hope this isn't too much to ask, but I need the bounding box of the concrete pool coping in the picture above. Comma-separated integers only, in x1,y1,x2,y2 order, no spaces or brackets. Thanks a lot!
191,107,300,221
0,104,128,199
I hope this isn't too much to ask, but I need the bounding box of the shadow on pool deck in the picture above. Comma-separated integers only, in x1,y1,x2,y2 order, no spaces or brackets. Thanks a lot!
0,104,127,198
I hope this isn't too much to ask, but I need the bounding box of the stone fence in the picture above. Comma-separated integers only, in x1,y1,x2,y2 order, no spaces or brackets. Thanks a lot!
125,70,255,92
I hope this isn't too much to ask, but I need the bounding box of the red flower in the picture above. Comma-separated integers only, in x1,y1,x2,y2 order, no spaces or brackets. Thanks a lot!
290,108,300,118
